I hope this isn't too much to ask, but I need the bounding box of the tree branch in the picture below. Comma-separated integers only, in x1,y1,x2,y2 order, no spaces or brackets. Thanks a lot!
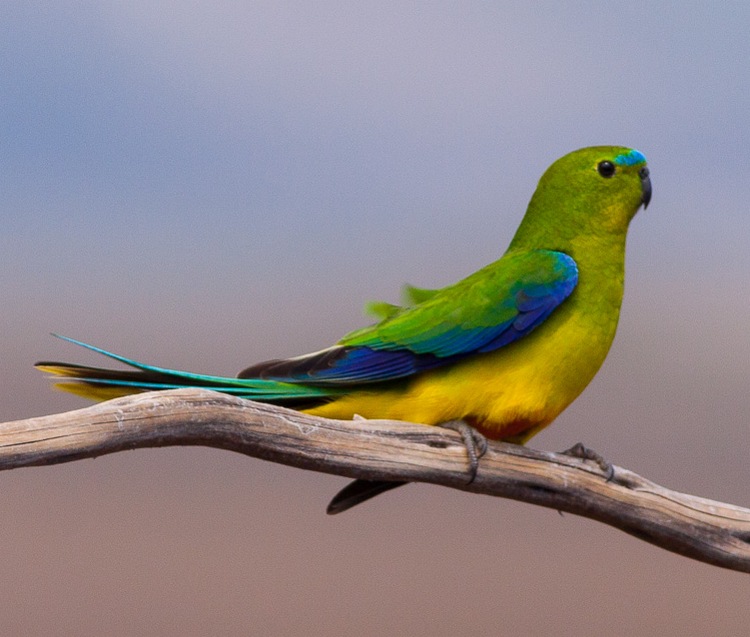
3,388,749,572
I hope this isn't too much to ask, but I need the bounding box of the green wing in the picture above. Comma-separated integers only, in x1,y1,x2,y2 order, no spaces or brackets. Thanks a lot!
241,250,578,383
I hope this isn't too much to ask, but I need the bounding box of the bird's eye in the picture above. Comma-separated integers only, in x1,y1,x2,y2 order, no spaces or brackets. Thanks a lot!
597,161,616,178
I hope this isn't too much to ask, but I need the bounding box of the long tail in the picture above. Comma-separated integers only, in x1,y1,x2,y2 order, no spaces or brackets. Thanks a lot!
36,335,344,405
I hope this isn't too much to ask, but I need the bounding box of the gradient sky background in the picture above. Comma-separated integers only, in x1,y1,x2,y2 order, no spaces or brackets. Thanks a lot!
2,2,750,635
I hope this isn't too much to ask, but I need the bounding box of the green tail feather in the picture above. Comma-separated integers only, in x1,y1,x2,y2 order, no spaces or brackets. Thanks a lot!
36,335,344,405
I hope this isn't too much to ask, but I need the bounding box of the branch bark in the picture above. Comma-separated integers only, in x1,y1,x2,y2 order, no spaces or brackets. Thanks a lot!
2,388,749,573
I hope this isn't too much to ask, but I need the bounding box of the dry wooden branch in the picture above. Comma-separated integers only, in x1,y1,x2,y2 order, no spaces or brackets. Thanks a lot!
2,388,749,572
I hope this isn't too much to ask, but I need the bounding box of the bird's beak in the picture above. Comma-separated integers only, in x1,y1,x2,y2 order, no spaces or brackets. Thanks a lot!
639,166,652,209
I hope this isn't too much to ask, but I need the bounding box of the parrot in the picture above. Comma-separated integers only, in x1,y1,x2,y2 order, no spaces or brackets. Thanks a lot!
37,145,652,512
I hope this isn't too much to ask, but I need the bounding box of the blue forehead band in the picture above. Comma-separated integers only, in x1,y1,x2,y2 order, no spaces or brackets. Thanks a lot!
613,149,647,166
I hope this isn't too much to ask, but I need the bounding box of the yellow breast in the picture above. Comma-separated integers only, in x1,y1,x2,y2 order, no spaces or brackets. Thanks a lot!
306,289,621,441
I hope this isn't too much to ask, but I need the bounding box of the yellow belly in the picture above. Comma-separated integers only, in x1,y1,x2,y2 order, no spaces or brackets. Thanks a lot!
305,298,619,442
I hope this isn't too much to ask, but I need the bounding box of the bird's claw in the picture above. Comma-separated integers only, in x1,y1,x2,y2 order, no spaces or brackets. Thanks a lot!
437,419,488,484
560,442,615,481
326,419,488,514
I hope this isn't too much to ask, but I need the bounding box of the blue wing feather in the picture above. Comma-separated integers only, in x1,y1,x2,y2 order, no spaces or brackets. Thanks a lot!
252,250,578,385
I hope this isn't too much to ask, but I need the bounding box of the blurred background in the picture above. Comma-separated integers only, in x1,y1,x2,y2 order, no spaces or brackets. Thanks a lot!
2,2,750,635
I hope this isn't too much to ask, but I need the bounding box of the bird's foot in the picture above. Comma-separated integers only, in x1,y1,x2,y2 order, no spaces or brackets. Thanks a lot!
560,442,615,481
437,419,488,484
327,419,488,515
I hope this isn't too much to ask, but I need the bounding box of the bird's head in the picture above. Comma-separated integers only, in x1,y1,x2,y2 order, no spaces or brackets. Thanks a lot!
510,146,651,251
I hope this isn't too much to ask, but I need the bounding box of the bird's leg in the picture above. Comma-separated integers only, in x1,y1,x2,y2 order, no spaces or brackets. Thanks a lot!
436,419,488,484
560,442,615,481
327,420,488,514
